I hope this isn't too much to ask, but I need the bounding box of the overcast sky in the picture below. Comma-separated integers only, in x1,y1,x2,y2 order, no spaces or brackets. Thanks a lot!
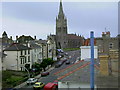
1,1,118,40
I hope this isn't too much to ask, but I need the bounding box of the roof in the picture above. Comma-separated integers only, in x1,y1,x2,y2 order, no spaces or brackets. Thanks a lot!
37,40,47,44
2,31,7,36
17,35,34,40
67,34,81,39
4,43,31,51
59,61,99,83
2,43,10,46
30,44,41,49
35,82,42,84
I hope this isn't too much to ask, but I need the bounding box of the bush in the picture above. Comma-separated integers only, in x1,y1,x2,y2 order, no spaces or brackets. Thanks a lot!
63,48,80,51
2,70,28,88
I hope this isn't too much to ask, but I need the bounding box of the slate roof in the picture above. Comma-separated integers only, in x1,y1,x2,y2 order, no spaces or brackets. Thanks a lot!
4,43,31,51
30,44,41,49
67,34,81,39
37,40,47,44
59,61,99,84
2,31,7,36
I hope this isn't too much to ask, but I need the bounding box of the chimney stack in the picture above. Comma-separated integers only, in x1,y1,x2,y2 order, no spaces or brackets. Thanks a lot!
10,36,12,40
34,36,36,40
16,36,18,43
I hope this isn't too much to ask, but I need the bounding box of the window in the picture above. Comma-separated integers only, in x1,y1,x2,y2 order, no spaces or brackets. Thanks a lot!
21,67,22,71
25,57,26,63
25,50,26,55
28,56,30,62
21,58,22,64
28,50,30,54
109,43,113,49
21,50,23,55
40,83,43,85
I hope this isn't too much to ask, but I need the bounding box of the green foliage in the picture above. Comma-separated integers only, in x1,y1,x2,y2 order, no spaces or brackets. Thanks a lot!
6,76,23,84
63,48,80,51
2,71,12,81
40,58,54,71
46,58,54,65
2,70,27,88
40,59,48,71
32,62,41,71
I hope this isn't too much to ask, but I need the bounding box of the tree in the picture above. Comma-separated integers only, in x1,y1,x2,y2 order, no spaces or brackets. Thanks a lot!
40,60,48,71
47,58,54,65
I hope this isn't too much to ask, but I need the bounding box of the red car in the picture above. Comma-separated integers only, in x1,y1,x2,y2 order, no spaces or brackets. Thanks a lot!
41,72,49,76
44,82,58,90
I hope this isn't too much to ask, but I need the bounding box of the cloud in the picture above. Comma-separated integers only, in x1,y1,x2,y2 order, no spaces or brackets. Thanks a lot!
1,17,55,40
1,2,118,40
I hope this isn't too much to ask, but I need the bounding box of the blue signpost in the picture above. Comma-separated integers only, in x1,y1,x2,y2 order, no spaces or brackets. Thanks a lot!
90,31,94,90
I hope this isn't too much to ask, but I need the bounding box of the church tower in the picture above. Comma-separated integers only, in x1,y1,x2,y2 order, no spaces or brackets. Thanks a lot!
56,0,68,49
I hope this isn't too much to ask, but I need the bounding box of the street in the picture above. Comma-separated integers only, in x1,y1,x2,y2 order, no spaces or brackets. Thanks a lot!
20,50,99,89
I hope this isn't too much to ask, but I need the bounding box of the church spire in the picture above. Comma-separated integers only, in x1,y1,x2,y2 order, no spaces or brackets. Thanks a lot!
58,0,64,16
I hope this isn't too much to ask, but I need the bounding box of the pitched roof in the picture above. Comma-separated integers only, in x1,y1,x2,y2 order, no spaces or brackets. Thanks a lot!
37,39,47,44
67,34,81,39
2,31,7,36
30,44,41,49
59,61,99,83
4,43,31,51
17,35,34,40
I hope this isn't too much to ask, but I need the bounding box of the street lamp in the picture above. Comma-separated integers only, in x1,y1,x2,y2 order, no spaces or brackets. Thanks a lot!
47,40,51,58
11,64,30,79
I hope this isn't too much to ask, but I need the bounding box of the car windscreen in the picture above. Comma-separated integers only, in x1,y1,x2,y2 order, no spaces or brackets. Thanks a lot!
34,84,39,86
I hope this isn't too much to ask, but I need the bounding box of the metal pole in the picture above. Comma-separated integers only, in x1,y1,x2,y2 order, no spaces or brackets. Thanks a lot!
23,66,30,79
90,31,94,90
11,65,30,79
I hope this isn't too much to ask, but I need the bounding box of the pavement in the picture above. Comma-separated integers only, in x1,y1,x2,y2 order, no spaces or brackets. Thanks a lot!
14,66,55,89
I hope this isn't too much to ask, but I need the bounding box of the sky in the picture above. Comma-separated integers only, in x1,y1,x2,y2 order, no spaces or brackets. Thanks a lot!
1,0,118,40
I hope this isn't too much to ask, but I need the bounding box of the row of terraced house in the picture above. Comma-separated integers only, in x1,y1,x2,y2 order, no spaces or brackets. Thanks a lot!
0,31,56,71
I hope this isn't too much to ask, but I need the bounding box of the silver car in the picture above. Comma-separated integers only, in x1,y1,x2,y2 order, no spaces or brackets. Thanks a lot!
26,78,38,85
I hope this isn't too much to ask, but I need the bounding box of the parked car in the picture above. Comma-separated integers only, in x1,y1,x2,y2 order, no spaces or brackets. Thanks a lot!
57,55,62,59
33,82,45,89
62,58,67,62
26,78,38,85
55,63,61,68
65,52,68,56
65,60,70,64
41,72,49,76
55,61,63,68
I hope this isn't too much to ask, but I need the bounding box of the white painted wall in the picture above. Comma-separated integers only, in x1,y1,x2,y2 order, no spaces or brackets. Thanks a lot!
80,46,98,60
31,47,42,64
4,51,19,70
4,50,32,71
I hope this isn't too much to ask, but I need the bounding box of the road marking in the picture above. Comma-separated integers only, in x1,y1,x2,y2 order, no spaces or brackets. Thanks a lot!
94,64,100,70
54,60,84,75
56,62,90,80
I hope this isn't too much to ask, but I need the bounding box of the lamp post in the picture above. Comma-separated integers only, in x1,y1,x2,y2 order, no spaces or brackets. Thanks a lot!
47,40,51,58
90,31,94,90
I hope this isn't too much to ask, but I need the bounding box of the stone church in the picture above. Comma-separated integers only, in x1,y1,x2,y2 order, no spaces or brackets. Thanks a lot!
48,0,84,49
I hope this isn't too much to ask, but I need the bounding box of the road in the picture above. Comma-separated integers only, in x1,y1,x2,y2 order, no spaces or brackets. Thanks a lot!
20,50,99,89
21,50,80,89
